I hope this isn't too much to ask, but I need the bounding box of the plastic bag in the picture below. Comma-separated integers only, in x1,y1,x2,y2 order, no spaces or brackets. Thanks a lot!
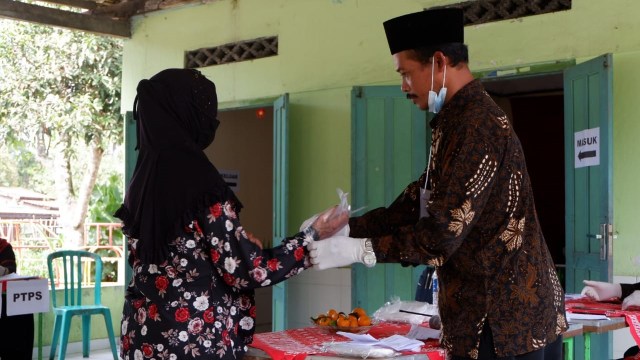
300,188,352,236
372,296,438,325
317,342,399,358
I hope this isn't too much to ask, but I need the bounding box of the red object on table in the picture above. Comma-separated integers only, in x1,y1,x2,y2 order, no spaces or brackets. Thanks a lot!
250,322,444,360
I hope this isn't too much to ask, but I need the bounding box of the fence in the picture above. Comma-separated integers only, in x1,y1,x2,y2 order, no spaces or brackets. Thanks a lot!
0,219,125,284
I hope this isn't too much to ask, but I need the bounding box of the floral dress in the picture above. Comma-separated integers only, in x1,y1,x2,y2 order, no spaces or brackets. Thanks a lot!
120,201,312,360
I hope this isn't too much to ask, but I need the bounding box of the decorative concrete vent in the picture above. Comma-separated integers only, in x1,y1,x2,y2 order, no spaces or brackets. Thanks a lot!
456,0,571,25
185,36,278,68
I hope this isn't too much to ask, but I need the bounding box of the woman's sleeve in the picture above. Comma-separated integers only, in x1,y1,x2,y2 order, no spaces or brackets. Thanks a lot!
621,282,640,300
202,201,312,290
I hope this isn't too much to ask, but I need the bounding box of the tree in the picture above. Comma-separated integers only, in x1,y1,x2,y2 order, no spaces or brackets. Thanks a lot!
0,19,123,246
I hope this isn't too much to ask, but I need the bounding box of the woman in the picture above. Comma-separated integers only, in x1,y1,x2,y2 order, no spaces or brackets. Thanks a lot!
115,68,345,360
0,238,35,360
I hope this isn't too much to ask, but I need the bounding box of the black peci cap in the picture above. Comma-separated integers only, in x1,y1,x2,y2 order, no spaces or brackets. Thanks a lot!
383,8,464,55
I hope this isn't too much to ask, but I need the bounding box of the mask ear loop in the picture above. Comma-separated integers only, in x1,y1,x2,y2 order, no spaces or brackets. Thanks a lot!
441,60,447,91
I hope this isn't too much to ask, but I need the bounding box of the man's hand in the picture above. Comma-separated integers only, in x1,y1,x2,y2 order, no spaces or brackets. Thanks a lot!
581,280,622,301
307,236,369,270
622,290,640,310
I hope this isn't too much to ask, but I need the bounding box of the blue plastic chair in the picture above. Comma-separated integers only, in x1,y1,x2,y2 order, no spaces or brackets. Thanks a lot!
47,250,118,360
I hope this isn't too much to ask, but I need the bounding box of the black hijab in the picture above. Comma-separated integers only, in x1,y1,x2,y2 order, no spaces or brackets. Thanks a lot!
115,68,242,263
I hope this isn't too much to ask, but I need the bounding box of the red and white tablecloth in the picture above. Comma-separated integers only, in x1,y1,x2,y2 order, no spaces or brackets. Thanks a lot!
250,322,445,360
566,297,640,346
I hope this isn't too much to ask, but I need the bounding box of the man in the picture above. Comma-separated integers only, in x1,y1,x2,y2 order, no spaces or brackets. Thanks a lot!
307,8,567,360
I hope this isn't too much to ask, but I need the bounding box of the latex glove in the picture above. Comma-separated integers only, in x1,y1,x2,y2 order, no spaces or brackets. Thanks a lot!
300,206,349,239
622,290,640,310
307,236,371,270
581,280,622,301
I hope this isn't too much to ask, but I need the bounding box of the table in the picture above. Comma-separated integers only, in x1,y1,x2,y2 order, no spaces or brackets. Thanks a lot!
565,297,638,360
569,317,627,360
247,322,445,360
561,323,583,360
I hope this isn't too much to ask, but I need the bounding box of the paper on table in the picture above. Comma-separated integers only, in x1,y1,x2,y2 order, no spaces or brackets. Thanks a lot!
335,332,378,343
378,334,424,351
406,324,441,340
0,273,39,281
336,332,424,352
566,312,609,321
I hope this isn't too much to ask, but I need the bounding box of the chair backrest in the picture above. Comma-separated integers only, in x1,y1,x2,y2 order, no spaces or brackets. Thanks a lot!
47,250,104,308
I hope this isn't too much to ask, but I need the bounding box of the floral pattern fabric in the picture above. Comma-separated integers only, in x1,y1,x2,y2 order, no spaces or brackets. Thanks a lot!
120,201,311,360
349,80,567,358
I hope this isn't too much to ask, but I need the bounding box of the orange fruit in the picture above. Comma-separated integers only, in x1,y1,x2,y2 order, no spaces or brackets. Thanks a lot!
327,309,339,321
348,314,359,327
357,314,371,326
336,315,351,328
352,307,367,318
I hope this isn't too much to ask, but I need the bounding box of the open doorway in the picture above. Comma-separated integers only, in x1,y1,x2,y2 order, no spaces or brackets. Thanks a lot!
203,105,275,333
482,73,566,283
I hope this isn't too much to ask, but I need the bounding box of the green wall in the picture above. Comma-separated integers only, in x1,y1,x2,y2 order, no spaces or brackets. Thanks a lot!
121,0,640,275
612,51,640,276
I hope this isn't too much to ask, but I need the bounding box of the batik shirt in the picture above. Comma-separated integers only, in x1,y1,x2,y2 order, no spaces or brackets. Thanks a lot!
120,201,312,360
350,80,567,358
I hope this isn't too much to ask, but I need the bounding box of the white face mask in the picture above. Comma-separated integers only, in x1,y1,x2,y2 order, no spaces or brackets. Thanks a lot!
428,59,447,114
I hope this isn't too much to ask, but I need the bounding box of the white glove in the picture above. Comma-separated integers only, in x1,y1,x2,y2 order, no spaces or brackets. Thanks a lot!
622,290,640,310
307,236,371,270
581,280,622,301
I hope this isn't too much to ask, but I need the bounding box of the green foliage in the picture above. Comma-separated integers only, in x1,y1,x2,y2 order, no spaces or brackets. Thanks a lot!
88,172,124,223
0,20,123,153
0,19,126,273
0,19,123,187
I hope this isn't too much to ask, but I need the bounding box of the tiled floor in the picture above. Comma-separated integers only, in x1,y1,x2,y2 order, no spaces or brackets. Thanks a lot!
36,347,118,360
64,349,117,360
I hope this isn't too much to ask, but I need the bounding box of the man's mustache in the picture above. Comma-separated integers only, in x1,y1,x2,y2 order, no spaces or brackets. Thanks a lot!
406,93,417,99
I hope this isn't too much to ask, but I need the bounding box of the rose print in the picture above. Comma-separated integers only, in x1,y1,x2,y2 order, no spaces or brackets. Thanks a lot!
175,308,189,323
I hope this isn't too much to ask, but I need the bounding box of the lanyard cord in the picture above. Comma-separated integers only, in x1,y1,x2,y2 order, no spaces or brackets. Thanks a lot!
423,145,432,190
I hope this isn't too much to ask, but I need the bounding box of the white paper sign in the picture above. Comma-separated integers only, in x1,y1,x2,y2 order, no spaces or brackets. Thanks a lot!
574,127,600,168
219,169,239,192
5,278,49,316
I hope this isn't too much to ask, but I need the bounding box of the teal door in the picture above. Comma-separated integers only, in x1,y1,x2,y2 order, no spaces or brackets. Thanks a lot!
564,54,613,359
351,86,430,314
271,94,289,331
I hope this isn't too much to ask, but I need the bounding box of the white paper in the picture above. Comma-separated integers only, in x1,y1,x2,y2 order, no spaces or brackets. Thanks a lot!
336,332,424,352
378,335,424,351
0,273,39,281
566,312,609,321
5,278,50,316
336,332,379,343
406,324,441,340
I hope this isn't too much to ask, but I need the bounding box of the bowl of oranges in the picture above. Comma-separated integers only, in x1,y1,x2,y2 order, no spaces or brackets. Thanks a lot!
311,307,374,334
